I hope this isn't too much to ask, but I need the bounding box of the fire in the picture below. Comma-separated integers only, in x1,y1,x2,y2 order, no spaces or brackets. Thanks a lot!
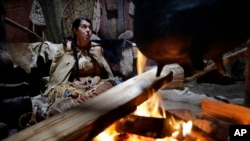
136,49,148,75
93,91,192,141
133,90,166,118
93,48,192,141
182,121,193,137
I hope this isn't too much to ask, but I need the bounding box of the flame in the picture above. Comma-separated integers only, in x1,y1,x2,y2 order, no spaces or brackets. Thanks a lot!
136,49,148,75
94,124,119,140
182,120,193,137
93,91,192,141
93,49,192,141
134,90,165,118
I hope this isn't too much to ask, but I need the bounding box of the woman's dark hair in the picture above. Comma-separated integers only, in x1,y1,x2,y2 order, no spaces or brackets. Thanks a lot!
72,17,92,33
71,17,92,81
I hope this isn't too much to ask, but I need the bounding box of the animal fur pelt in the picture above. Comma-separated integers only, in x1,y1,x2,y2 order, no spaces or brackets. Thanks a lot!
6,41,64,73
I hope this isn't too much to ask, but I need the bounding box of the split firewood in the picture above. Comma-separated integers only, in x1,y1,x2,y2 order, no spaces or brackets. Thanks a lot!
168,109,229,141
201,99,250,124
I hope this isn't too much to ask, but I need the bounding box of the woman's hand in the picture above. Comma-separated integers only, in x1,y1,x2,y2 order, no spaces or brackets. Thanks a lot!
92,76,101,85
71,76,101,89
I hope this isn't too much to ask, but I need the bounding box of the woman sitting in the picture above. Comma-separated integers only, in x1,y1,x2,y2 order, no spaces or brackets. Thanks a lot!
43,17,118,116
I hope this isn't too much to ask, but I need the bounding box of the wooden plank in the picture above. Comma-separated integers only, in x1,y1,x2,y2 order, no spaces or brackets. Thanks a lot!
4,65,177,141
201,99,250,124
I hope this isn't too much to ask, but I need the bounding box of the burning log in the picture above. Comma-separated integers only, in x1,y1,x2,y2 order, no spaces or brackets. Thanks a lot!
169,109,229,141
115,114,175,139
114,110,220,141
4,64,182,141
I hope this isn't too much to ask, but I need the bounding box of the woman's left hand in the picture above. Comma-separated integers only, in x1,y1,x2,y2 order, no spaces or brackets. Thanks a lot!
71,76,101,89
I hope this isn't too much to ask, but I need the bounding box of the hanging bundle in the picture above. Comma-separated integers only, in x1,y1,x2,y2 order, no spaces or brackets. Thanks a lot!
29,0,46,26
92,0,101,34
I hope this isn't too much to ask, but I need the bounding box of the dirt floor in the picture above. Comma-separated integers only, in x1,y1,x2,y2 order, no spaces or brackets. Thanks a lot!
158,45,248,109
159,79,247,114
185,80,246,100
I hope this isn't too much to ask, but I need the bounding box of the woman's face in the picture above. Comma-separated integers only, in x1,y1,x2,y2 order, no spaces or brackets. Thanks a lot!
74,20,92,42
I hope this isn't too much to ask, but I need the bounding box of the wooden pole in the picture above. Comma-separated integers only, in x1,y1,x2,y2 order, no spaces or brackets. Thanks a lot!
245,43,250,107
185,47,247,83
4,65,180,141
4,18,43,41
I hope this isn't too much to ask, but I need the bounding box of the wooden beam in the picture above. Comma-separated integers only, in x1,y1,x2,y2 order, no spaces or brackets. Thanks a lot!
4,65,178,141
201,99,250,124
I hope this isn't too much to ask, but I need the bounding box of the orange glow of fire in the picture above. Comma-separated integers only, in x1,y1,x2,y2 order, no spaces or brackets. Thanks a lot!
133,90,166,118
136,49,148,75
93,92,192,141
93,49,192,141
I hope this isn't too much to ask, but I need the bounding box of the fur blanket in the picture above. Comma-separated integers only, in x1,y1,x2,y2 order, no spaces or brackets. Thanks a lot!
6,41,64,73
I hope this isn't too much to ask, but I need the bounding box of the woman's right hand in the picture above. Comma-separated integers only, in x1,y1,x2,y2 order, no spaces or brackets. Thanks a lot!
71,76,100,89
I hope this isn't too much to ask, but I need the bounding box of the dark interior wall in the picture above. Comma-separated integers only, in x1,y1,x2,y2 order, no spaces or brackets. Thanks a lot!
3,0,42,42
3,0,134,43
96,0,134,40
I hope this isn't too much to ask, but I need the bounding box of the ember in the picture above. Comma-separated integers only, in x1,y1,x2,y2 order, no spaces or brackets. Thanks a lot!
93,92,192,141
